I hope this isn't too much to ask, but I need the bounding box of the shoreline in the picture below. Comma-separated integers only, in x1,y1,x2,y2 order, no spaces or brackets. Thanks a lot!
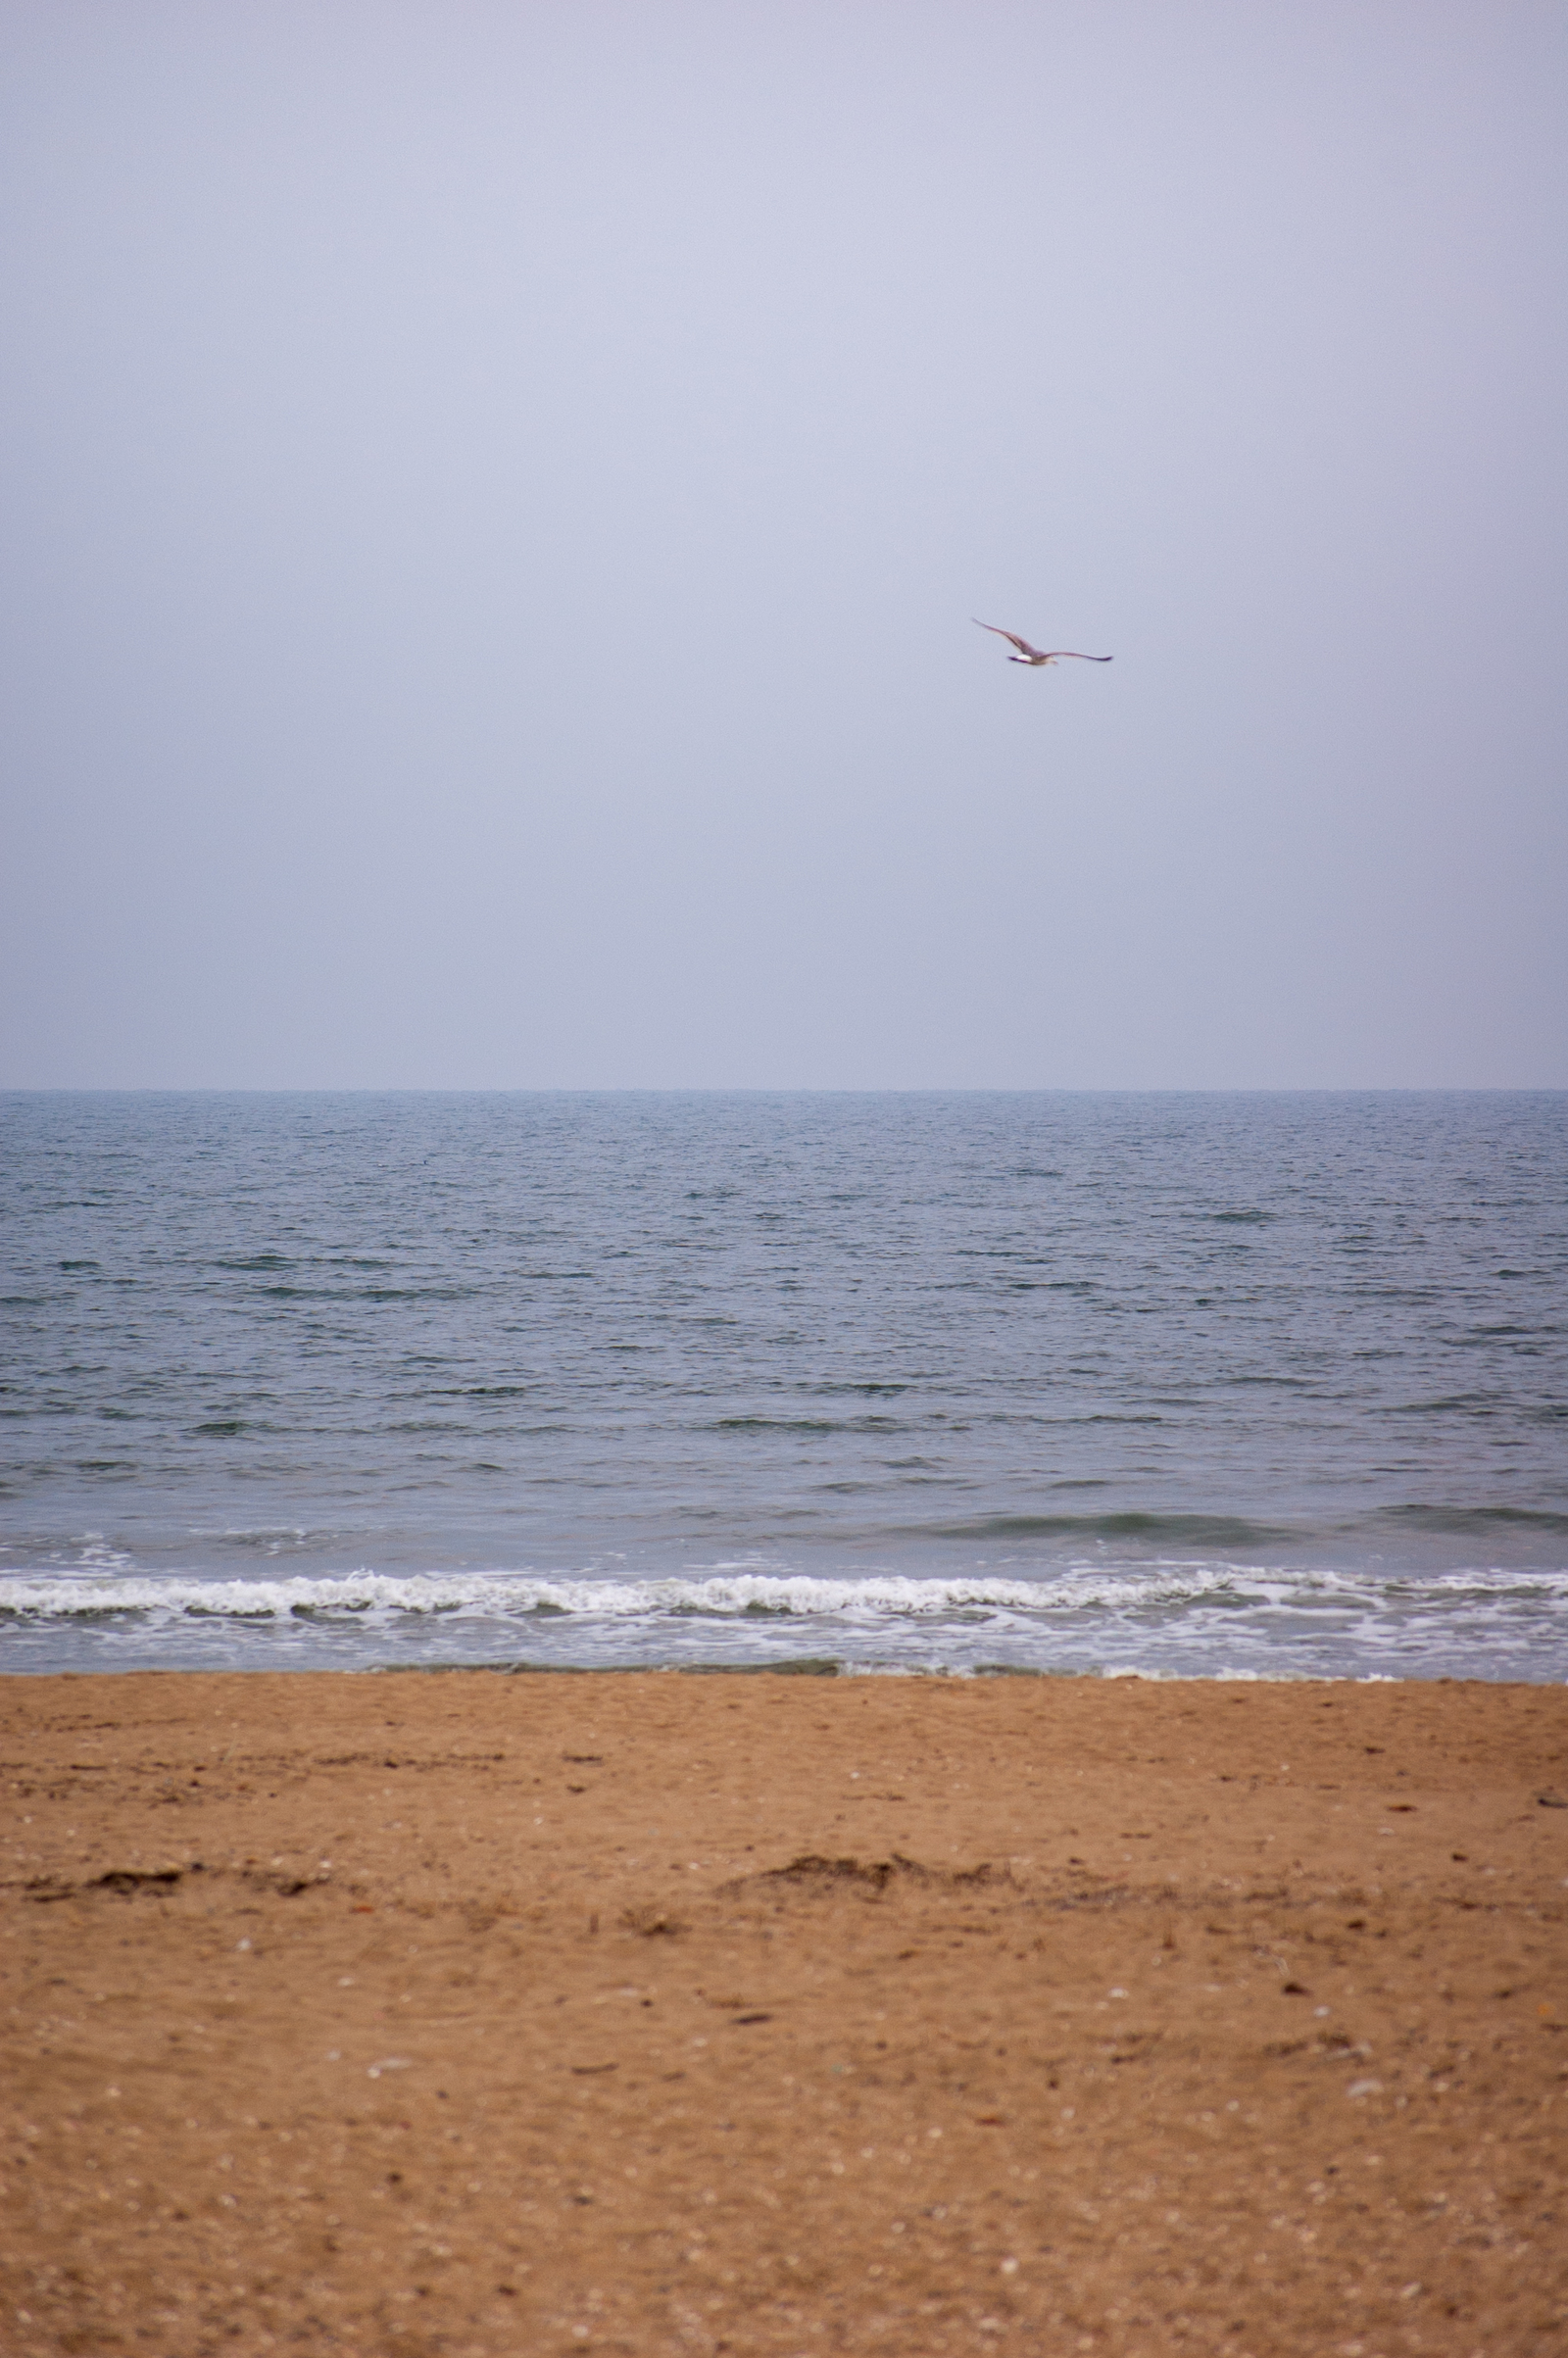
8,1656,1566,1681
5,1670,1566,2354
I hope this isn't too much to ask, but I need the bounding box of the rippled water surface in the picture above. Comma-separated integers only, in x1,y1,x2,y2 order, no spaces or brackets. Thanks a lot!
2,1091,1564,1677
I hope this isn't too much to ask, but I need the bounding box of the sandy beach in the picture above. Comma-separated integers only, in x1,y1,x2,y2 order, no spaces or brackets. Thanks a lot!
3,1669,1566,2356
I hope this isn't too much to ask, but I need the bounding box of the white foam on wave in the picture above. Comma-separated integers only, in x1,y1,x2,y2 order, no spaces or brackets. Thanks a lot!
3,1557,1564,1625
0,1563,1243,1621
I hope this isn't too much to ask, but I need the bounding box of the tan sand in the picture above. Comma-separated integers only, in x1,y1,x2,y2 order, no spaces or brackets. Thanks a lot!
3,1668,1566,2356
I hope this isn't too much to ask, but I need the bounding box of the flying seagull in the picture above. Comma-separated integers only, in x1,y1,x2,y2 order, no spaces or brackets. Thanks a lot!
973,620,1112,666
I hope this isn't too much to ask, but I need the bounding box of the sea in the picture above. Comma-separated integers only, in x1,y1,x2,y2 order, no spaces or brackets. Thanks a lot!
2,1091,1565,1683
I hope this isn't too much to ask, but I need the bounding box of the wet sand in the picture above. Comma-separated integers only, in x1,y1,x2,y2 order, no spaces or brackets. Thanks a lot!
3,1669,1566,2356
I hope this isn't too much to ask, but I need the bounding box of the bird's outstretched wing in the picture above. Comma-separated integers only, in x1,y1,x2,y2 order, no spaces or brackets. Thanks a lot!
972,618,1045,660
1043,651,1112,663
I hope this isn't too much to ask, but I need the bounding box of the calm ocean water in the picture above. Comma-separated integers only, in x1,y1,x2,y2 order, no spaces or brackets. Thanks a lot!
2,1091,1565,1681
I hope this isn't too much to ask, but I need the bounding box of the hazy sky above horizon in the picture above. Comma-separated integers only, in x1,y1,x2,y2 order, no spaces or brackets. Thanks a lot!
3,2,1565,1090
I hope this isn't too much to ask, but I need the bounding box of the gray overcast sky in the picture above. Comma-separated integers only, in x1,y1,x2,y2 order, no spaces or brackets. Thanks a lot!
2,1,1564,1089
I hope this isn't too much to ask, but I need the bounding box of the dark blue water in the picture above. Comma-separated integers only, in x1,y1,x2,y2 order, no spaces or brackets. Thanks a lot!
2,1092,1565,1678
